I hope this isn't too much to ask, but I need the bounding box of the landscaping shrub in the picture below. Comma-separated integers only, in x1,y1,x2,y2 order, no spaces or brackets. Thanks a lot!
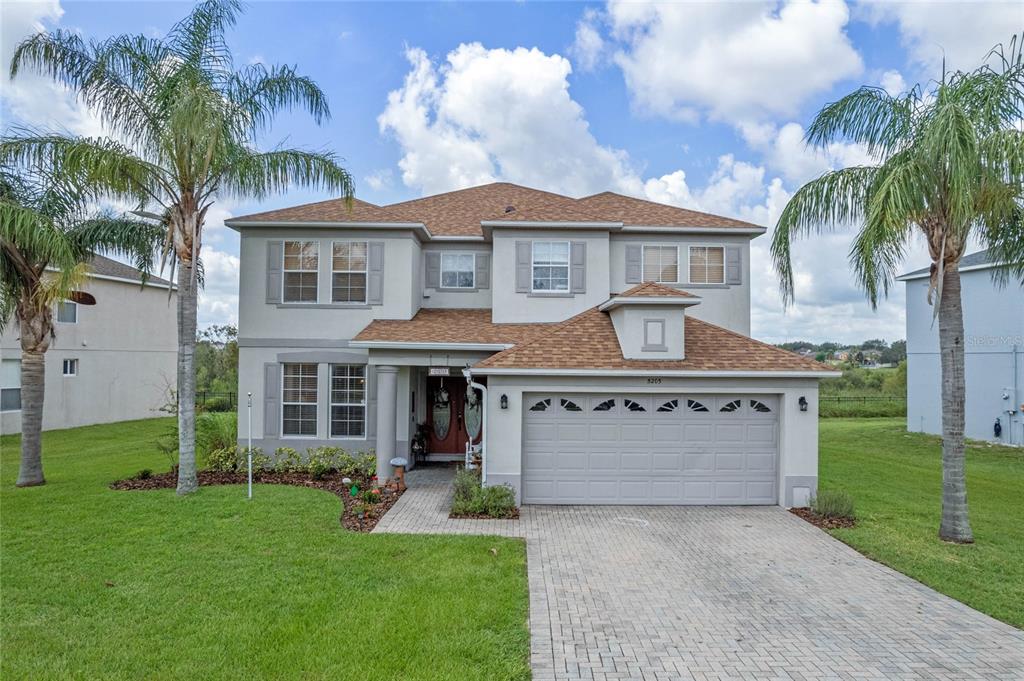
134,468,153,480
201,396,233,412
197,412,237,461
206,446,240,472
451,467,517,517
818,399,906,418
306,446,343,479
338,451,376,478
812,489,855,519
273,447,303,473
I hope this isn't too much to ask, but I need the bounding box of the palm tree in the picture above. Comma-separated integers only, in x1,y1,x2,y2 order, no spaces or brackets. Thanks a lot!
1,161,162,486
771,37,1024,543
3,0,354,494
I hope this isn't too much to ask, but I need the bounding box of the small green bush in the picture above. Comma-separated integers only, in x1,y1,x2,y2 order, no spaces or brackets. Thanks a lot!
812,489,855,519
273,447,303,473
306,446,343,479
451,467,516,517
359,488,382,504
206,447,240,472
134,468,153,480
337,451,376,478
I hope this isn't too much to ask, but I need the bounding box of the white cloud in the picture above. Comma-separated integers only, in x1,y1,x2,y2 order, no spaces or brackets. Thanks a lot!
198,247,239,327
607,0,863,123
1,0,104,137
378,43,644,197
863,1,1020,73
741,121,874,186
879,69,907,97
364,168,393,191
570,8,606,71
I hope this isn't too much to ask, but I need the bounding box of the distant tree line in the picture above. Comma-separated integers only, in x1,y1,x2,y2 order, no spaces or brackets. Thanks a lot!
776,339,906,366
196,325,238,395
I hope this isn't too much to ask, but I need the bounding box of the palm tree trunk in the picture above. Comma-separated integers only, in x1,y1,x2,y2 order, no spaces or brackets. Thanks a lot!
937,266,973,543
176,262,199,494
16,349,46,487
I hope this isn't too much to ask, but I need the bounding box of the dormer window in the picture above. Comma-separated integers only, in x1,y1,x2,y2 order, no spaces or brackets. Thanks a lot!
642,246,678,283
532,241,570,292
689,246,725,284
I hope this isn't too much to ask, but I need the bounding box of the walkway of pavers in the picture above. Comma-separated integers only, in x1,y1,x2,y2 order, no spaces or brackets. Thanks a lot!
374,466,1024,681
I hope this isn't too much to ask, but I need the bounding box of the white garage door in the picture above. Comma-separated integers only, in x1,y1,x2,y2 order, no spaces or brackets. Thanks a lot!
523,394,778,505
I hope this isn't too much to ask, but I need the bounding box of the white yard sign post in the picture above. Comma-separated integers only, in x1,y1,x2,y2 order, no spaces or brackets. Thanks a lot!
246,391,253,500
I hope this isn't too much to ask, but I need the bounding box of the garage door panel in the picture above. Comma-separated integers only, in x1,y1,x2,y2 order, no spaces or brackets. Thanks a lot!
522,393,778,505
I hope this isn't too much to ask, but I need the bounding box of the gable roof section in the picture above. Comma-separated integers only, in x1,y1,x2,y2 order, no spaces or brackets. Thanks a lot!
88,254,173,287
897,249,997,281
227,197,410,225
576,191,762,229
618,282,697,298
352,308,553,347
228,182,763,237
474,306,832,373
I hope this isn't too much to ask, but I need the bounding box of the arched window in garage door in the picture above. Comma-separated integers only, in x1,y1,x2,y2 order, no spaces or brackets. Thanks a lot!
750,399,773,413
529,398,552,412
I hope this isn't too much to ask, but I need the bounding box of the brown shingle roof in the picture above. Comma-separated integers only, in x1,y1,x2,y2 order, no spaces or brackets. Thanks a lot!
229,198,407,224
618,282,697,298
353,308,554,346
229,182,763,236
88,254,173,287
475,307,831,372
576,191,762,229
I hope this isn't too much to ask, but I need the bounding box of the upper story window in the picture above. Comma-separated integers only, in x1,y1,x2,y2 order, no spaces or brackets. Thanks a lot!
62,359,78,376
441,253,475,289
689,246,725,284
532,241,570,292
283,241,319,303
56,300,78,323
332,241,368,303
642,246,678,283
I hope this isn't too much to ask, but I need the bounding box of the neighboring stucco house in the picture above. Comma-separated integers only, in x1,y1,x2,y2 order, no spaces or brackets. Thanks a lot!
226,183,836,507
898,250,1024,446
1,255,177,435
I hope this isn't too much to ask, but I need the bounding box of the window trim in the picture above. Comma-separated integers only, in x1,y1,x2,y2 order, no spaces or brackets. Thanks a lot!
439,252,476,290
641,244,680,284
331,240,369,304
0,359,20,413
642,318,667,352
329,363,367,440
688,245,726,285
56,300,78,324
531,240,571,293
282,240,320,304
280,363,318,439
62,358,78,377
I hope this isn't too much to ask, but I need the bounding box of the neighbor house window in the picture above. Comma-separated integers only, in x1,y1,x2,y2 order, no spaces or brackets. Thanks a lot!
1,359,20,412
642,246,678,283
689,246,725,284
330,364,366,438
283,241,319,303
332,241,368,303
532,241,569,292
56,300,78,323
282,363,318,436
440,253,475,289
62,359,78,376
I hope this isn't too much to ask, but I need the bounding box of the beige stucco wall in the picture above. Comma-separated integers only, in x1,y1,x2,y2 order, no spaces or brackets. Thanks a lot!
1,275,177,434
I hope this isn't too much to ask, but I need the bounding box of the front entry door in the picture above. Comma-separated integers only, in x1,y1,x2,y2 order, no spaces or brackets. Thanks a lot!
426,376,467,455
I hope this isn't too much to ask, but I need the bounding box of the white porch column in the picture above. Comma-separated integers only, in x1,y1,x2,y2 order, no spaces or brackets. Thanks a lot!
374,365,399,481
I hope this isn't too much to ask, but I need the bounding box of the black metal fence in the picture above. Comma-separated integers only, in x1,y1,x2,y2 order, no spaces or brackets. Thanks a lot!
820,395,906,404
196,391,237,409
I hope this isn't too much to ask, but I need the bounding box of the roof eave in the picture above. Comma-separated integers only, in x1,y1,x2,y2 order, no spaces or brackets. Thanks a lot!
224,220,433,240
469,367,841,377
349,340,514,351
598,296,702,312
896,261,1005,281
619,225,766,235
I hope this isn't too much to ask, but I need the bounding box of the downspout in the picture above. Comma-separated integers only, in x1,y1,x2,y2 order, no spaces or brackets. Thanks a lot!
462,367,487,484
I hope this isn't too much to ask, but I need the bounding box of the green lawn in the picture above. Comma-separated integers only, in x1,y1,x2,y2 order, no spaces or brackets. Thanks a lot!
819,418,1024,629
0,419,529,680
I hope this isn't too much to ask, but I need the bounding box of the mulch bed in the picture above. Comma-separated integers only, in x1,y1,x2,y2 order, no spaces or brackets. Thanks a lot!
448,509,520,520
111,470,403,532
789,506,857,530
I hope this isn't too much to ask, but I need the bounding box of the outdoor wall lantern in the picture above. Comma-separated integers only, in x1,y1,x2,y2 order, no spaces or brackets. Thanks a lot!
500,394,509,410
798,396,808,412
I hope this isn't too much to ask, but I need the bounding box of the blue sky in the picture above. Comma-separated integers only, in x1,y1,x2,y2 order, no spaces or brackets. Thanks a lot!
2,1,1019,342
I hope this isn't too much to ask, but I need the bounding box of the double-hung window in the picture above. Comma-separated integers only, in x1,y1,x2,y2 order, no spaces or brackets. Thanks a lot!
1,359,20,412
56,300,78,323
282,363,318,436
332,241,368,303
330,364,366,438
689,246,725,284
440,253,475,289
283,241,319,303
642,246,679,283
62,359,78,376
531,241,570,292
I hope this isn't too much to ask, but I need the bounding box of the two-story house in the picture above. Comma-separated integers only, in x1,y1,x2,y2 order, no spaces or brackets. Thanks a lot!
1,255,177,434
226,183,835,507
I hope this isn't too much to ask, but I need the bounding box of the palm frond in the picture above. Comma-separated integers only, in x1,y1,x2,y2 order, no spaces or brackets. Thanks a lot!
805,86,917,155
216,147,354,201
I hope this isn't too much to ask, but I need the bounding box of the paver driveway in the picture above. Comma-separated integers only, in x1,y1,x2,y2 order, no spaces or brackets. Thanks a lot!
374,468,1024,680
